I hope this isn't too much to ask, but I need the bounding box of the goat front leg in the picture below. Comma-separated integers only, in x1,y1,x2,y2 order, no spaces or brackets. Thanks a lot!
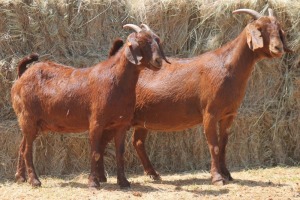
15,136,27,183
133,128,161,180
114,128,130,188
97,130,115,182
88,123,103,188
203,112,224,186
219,116,234,181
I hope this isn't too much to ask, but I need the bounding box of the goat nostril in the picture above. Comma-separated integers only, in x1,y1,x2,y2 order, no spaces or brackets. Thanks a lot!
155,58,162,65
275,46,283,52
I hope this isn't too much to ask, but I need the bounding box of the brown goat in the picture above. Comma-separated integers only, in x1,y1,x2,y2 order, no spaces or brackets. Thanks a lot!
98,9,292,185
11,24,169,188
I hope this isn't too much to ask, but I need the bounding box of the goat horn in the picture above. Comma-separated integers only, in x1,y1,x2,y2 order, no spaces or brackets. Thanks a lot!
123,24,142,33
232,9,263,20
268,8,274,17
140,24,151,31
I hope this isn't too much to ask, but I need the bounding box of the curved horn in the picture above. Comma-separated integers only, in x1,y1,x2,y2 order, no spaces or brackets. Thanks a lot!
268,8,274,17
232,9,263,20
140,24,151,31
123,24,142,33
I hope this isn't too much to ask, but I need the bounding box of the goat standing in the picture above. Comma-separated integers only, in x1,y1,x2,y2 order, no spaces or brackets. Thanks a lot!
101,9,292,185
11,24,169,188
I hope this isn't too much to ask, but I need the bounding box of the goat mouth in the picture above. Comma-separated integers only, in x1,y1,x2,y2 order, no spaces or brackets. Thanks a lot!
149,62,162,70
270,50,283,57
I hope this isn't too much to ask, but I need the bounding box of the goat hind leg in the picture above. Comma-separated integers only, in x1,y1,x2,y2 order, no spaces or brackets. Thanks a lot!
23,128,41,187
133,128,161,180
219,116,234,181
15,136,27,183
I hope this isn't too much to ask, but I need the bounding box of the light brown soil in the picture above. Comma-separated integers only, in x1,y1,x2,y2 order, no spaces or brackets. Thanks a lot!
1,166,299,200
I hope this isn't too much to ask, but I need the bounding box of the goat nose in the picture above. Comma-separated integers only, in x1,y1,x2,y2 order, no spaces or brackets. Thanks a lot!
155,58,162,66
274,45,283,52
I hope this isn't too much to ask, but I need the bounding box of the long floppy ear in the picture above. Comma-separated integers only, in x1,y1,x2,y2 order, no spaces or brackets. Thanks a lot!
125,35,143,65
246,24,264,51
279,29,293,53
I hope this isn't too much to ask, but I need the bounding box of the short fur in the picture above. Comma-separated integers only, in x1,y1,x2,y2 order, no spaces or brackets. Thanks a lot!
100,9,292,185
11,24,168,188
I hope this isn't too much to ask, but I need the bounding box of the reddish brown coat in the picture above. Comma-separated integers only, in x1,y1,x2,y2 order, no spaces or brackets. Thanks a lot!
100,9,292,185
132,10,291,185
11,24,168,188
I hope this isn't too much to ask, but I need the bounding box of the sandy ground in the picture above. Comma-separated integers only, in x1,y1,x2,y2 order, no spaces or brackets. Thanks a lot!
0,166,299,200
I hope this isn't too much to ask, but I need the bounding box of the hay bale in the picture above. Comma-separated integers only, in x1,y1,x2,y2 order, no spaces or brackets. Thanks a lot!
0,0,299,178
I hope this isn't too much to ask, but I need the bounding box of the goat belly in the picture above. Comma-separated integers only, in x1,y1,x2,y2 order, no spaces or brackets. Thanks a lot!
105,114,133,130
133,98,203,131
38,119,89,133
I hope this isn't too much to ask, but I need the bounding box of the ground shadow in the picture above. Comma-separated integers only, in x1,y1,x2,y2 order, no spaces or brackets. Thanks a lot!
1,177,160,192
100,182,160,192
59,181,87,188
54,176,160,192
156,177,209,186
141,177,230,196
177,187,230,196
0,178,12,184
158,176,287,188
230,178,288,187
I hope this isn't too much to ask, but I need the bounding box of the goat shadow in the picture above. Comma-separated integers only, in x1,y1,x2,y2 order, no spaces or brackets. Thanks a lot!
0,174,160,192
59,181,159,192
153,170,288,188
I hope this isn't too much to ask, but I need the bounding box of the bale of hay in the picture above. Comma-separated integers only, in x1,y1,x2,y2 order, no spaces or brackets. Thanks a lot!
0,0,299,179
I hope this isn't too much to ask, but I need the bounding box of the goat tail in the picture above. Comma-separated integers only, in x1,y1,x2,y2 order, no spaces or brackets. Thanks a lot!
108,38,124,57
17,53,39,78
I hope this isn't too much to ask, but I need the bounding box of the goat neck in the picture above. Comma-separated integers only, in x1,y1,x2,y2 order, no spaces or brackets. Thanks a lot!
109,47,141,90
222,28,261,83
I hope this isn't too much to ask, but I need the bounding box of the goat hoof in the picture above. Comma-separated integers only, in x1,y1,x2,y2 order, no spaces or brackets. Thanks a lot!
15,174,27,183
88,177,100,188
149,174,162,181
212,174,225,186
223,174,233,182
29,178,41,187
98,176,107,183
118,179,131,189
221,168,233,182
145,171,162,181
212,178,225,186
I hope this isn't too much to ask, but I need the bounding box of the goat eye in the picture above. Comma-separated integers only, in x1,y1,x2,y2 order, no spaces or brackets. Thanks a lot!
155,38,161,44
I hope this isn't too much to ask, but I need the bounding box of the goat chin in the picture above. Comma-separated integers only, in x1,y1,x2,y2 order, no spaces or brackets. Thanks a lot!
270,50,284,58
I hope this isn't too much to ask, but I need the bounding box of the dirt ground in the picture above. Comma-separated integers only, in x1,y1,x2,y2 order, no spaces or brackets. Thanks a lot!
0,166,299,200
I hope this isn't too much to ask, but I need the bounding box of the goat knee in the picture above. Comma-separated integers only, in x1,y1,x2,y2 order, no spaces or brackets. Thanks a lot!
133,140,144,149
214,146,219,155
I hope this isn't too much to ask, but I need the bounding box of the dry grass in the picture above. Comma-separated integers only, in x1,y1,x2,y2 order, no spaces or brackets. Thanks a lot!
0,166,300,200
0,0,300,178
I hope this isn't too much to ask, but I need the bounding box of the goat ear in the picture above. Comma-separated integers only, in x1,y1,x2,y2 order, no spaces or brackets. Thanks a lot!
246,24,263,51
125,36,143,65
279,29,293,53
